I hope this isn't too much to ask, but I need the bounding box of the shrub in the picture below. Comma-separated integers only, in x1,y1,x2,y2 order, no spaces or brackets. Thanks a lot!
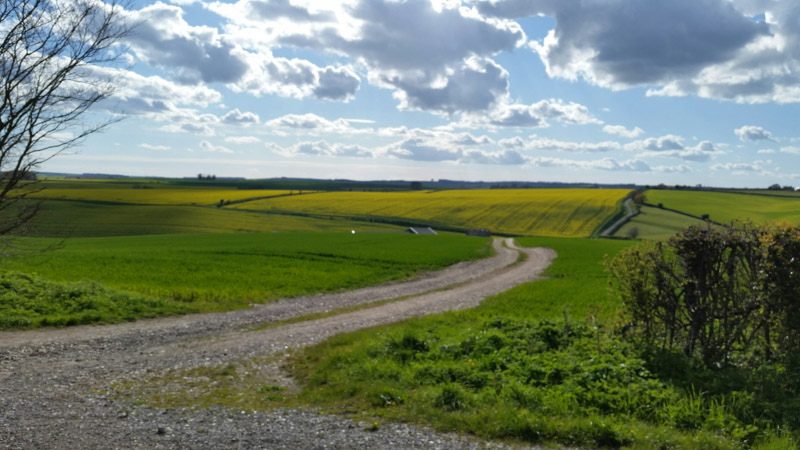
608,221,800,369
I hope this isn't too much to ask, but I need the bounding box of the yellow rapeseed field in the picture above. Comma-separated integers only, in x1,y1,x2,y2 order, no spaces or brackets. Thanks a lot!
31,188,293,206
230,189,630,237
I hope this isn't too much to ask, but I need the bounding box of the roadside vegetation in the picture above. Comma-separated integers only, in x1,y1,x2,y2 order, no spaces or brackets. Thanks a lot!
0,233,491,329
228,189,629,237
289,231,799,449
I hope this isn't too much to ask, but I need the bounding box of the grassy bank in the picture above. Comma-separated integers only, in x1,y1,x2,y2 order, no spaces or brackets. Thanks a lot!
288,237,797,449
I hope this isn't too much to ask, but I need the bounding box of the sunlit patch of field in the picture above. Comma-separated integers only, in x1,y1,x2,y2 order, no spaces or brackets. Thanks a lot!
17,200,403,237
645,190,800,225
614,205,706,240
229,189,630,237
29,187,294,206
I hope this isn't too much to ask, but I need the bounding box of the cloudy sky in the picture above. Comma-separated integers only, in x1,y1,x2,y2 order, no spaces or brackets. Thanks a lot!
44,0,800,187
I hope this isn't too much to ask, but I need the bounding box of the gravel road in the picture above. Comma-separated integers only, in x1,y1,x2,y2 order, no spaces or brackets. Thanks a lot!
0,238,555,449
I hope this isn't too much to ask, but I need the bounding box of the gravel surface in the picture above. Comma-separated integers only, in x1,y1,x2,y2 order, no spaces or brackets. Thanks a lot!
0,238,555,449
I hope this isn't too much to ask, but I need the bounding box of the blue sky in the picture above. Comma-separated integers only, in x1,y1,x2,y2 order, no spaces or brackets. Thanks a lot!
42,0,800,187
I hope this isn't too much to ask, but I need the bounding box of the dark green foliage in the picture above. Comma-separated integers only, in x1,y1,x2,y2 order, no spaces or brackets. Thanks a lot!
608,221,800,369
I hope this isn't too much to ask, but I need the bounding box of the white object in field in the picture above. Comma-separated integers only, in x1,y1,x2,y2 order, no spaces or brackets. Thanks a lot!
351,230,355,234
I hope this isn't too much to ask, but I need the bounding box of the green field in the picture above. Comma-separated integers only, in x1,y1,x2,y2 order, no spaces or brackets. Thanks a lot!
19,200,403,237
645,190,800,225
287,237,795,449
0,233,491,328
615,206,706,240
30,186,295,205
229,189,629,237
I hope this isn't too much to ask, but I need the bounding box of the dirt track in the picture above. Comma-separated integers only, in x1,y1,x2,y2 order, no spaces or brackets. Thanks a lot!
0,238,555,449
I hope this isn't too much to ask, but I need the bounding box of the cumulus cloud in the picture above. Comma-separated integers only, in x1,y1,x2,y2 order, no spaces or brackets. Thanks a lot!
530,157,651,172
385,138,463,162
125,2,360,102
139,143,170,151
734,125,775,142
625,136,722,161
221,109,260,126
270,140,374,158
388,58,510,114
265,113,369,134
233,54,360,101
243,0,334,22
603,125,644,138
525,0,766,88
224,136,262,144
625,135,685,152
125,2,250,85
199,141,234,153
653,164,691,173
478,0,800,104
454,98,601,129
781,146,800,154
270,0,525,113
510,136,622,153
462,149,527,165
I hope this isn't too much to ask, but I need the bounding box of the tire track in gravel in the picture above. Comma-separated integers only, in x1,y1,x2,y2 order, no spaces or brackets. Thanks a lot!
0,238,556,449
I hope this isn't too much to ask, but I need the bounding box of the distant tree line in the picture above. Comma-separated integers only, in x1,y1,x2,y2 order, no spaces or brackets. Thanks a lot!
197,174,217,180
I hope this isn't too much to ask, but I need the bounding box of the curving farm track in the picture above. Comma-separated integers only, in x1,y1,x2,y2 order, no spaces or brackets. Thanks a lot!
0,238,555,449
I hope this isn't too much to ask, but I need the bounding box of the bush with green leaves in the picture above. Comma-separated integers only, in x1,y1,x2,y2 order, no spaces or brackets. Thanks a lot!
607,221,800,369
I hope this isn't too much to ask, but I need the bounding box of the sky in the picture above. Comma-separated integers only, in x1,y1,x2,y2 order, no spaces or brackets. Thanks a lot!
41,0,800,187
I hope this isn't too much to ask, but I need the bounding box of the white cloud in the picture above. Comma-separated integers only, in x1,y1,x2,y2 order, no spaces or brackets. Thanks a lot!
780,146,800,154
221,108,260,126
265,113,369,134
625,135,685,152
453,98,601,129
125,2,250,85
139,143,171,151
262,0,525,113
653,164,691,173
530,157,651,172
384,138,462,162
711,161,768,174
757,149,776,154
625,136,722,162
199,140,234,154
603,125,644,139
735,125,775,142
269,140,374,158
224,136,262,144
478,0,800,104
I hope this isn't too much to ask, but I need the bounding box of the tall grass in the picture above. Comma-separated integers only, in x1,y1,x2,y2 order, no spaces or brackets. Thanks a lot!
290,237,798,449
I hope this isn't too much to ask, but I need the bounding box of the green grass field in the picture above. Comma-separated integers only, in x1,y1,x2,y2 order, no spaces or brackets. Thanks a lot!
229,189,630,237
615,206,706,240
0,233,491,328
287,237,795,449
18,200,403,237
645,190,800,225
30,186,295,205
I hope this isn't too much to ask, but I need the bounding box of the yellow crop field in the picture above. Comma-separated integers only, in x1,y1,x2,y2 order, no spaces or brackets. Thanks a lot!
229,189,630,237
30,188,293,206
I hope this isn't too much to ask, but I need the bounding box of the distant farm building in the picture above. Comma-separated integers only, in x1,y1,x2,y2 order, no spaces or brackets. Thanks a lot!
406,227,437,235
465,229,491,237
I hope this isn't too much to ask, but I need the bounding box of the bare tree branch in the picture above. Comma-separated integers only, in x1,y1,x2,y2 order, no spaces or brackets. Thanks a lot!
0,0,131,246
